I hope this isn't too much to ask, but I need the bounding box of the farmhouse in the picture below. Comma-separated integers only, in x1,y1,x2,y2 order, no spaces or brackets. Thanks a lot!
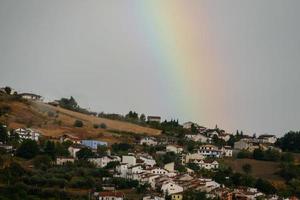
166,144,183,154
14,128,40,141
140,137,158,146
19,93,42,101
257,134,277,144
147,116,161,123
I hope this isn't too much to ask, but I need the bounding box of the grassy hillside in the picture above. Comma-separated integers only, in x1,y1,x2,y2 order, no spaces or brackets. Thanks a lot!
223,158,283,182
0,97,161,144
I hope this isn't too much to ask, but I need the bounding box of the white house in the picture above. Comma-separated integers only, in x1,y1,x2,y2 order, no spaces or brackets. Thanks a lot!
14,128,40,141
183,122,198,129
257,135,277,144
122,155,136,166
60,134,81,144
143,195,165,200
218,133,231,142
56,157,75,165
164,162,175,172
116,163,128,178
147,116,161,123
191,159,219,170
89,156,121,168
150,167,169,175
221,146,233,157
234,139,251,150
185,134,210,143
96,191,124,200
182,152,205,164
139,156,156,167
140,137,158,146
68,145,83,158
161,181,183,195
166,145,183,154
198,145,222,158
128,164,144,175
19,93,43,101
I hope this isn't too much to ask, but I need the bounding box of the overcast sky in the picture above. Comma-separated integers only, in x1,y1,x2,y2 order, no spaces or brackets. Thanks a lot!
0,0,299,136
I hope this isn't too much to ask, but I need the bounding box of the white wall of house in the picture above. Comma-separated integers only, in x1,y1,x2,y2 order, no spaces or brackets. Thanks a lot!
122,155,136,166
161,182,183,195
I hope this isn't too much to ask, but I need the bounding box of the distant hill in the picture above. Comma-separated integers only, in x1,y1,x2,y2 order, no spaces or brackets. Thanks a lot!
0,96,161,144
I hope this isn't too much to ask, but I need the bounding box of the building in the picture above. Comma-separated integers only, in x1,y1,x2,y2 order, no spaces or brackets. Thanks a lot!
96,191,124,200
257,135,277,144
14,128,40,141
68,144,84,158
139,156,156,167
182,152,205,164
198,145,222,158
164,162,175,172
147,116,161,123
234,139,251,150
19,93,43,101
60,134,81,144
89,156,121,168
140,137,158,146
150,167,169,175
81,140,107,149
122,155,136,166
56,157,75,165
183,122,198,129
218,133,231,142
171,193,183,200
185,134,210,143
143,195,165,200
191,159,219,170
166,145,183,154
221,146,233,157
161,182,184,195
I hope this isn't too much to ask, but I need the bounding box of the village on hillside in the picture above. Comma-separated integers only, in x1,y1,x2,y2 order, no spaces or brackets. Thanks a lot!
0,87,300,200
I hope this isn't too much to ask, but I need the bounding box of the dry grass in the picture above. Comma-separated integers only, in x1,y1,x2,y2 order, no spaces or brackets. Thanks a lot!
0,99,161,144
223,158,284,182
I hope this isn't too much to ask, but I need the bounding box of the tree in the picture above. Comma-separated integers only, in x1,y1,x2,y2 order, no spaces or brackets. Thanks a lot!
16,140,39,159
0,124,8,144
100,123,107,129
242,164,252,175
4,86,11,95
140,114,146,122
33,155,52,169
44,141,56,160
253,148,264,160
73,120,83,127
97,145,108,156
277,131,300,152
76,147,94,160
255,178,277,194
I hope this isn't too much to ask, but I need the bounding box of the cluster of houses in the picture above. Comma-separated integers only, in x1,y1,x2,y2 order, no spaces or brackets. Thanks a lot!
234,134,279,152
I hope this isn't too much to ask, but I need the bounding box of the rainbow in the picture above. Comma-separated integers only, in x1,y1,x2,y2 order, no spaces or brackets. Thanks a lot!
135,1,225,124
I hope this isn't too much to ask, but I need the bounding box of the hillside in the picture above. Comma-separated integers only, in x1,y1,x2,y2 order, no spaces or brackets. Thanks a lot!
223,158,283,182
0,97,161,144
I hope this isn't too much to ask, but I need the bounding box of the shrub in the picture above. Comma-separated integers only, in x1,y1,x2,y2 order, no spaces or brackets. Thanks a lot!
100,123,107,129
73,120,83,127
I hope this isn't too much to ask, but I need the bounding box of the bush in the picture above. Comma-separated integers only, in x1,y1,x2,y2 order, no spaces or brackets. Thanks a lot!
73,120,83,127
16,140,39,159
100,123,107,129
93,124,99,129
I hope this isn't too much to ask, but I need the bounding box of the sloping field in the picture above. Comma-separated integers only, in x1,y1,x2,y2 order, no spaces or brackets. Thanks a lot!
223,158,283,182
0,99,161,144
